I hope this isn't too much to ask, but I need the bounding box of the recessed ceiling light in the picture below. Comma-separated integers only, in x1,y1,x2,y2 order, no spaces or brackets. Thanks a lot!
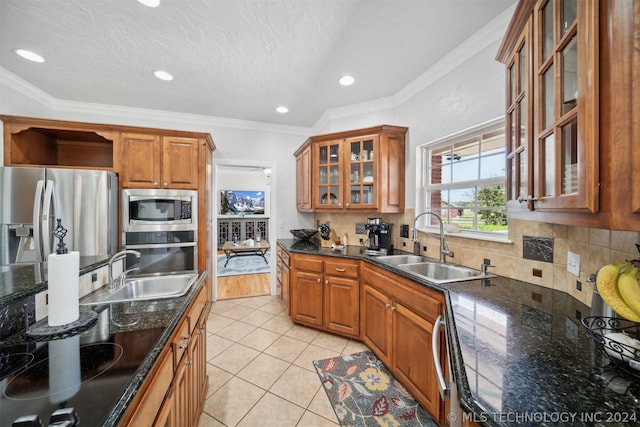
276,106,289,114
153,70,173,81
338,75,355,86
15,49,44,63
137,0,160,7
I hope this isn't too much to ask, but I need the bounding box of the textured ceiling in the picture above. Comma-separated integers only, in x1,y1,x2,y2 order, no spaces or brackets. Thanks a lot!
0,0,515,127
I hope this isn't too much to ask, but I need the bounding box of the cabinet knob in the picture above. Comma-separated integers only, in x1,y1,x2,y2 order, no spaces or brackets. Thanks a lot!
164,182,168,187
186,360,193,366
179,343,188,349
317,278,321,283
325,279,328,284
345,203,350,207
385,303,391,308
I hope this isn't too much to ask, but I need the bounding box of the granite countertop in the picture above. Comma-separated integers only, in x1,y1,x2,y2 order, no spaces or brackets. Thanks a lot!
0,256,108,306
0,271,207,426
277,238,640,426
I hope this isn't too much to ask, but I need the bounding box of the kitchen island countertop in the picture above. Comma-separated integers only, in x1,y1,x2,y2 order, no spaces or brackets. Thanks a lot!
278,238,640,426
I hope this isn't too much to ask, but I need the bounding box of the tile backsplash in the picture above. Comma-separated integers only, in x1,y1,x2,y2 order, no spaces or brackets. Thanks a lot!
313,210,640,307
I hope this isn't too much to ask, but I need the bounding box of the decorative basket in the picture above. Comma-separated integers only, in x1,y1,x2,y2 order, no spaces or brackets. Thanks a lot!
289,229,318,240
581,316,640,377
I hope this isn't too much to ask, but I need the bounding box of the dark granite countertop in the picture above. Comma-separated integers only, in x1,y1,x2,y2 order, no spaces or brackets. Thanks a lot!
278,238,640,426
0,270,207,426
0,256,109,306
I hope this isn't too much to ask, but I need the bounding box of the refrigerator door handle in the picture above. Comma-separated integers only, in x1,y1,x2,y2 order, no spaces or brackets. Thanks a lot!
42,179,58,257
32,180,45,262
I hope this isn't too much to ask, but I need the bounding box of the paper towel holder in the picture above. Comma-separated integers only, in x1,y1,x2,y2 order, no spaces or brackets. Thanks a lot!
53,218,68,254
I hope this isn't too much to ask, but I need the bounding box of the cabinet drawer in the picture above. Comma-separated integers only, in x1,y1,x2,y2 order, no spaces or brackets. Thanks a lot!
188,285,207,333
277,245,290,266
324,258,359,278
173,318,190,366
293,254,323,272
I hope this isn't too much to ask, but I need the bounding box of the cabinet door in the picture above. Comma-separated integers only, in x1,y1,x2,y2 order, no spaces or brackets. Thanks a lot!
296,146,312,211
323,275,359,337
392,303,441,422
314,140,343,210
291,270,323,327
121,133,161,188
189,312,206,426
505,20,533,211
173,353,191,427
360,284,393,366
344,135,378,210
162,136,199,189
153,385,175,427
532,0,598,212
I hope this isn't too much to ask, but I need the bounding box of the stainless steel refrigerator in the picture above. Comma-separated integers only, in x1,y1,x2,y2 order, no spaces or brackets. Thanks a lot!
0,167,118,267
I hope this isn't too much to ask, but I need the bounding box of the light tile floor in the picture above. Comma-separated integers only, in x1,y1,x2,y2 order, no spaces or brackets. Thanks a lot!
198,295,369,427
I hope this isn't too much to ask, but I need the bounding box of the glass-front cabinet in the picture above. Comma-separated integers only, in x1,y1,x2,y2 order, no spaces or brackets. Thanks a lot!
316,141,343,209
499,0,598,214
296,125,406,213
347,135,378,209
533,0,598,212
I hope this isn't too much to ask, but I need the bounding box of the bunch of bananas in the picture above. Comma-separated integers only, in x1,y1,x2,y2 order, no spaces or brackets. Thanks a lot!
596,262,640,322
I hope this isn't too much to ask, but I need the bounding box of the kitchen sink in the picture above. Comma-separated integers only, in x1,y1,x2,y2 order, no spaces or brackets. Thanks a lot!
80,272,198,305
375,254,429,265
397,262,493,284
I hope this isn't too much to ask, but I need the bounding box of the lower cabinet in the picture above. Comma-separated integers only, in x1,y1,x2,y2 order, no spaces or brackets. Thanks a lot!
290,253,360,338
361,263,445,424
276,244,291,315
122,285,209,427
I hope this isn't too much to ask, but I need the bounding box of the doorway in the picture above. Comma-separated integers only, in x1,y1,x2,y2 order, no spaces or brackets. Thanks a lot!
214,161,276,300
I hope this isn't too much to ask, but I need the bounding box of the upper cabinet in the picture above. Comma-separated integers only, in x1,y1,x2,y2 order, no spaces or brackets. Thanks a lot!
498,0,640,230
121,133,200,189
1,115,118,170
294,125,407,213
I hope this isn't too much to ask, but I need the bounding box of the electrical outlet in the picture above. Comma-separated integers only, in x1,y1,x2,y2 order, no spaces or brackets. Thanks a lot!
400,224,409,238
567,251,580,276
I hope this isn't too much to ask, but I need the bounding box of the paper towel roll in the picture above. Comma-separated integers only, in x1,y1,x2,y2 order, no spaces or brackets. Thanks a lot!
47,251,80,327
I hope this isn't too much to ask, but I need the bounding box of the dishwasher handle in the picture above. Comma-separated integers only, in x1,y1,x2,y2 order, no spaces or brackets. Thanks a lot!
432,315,450,400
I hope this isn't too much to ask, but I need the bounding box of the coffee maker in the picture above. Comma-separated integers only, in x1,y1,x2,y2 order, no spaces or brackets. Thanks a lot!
365,217,392,254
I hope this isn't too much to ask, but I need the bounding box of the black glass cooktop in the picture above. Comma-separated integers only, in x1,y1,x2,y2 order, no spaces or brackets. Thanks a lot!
0,313,165,427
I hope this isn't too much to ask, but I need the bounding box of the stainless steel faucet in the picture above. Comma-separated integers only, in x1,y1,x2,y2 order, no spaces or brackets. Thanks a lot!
413,211,454,262
108,250,141,291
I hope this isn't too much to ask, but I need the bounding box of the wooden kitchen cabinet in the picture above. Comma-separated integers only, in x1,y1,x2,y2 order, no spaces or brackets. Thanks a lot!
121,133,199,189
290,253,360,338
294,125,406,213
361,263,445,424
276,243,291,314
1,115,118,170
121,284,209,427
295,145,312,211
498,0,640,230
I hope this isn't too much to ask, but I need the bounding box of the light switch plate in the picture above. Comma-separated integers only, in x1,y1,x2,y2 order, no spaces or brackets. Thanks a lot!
567,251,580,276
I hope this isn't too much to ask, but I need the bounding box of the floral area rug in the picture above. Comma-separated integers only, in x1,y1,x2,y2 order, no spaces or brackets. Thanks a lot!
216,252,271,277
313,351,438,427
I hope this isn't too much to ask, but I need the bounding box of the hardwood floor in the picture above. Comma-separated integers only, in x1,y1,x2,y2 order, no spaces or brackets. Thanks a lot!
216,273,271,300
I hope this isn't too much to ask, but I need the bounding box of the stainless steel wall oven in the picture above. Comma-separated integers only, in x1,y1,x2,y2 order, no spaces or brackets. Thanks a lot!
122,189,198,273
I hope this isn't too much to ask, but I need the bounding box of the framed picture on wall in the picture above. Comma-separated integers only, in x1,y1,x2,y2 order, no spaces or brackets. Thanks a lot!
219,190,266,216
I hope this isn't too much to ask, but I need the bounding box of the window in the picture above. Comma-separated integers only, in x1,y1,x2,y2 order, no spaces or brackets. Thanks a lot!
419,118,507,236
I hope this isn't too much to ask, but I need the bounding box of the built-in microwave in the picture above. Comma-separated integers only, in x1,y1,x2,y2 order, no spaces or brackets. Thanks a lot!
122,189,197,233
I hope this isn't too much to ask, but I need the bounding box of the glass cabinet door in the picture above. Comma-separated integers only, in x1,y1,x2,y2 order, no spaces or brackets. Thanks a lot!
533,0,598,212
316,141,342,208
345,136,378,209
505,22,532,210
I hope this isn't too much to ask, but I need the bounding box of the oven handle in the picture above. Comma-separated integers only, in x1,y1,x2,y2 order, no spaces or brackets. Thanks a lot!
124,242,197,249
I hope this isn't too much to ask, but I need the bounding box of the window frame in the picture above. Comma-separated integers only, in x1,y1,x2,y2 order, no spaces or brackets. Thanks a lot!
417,117,511,242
